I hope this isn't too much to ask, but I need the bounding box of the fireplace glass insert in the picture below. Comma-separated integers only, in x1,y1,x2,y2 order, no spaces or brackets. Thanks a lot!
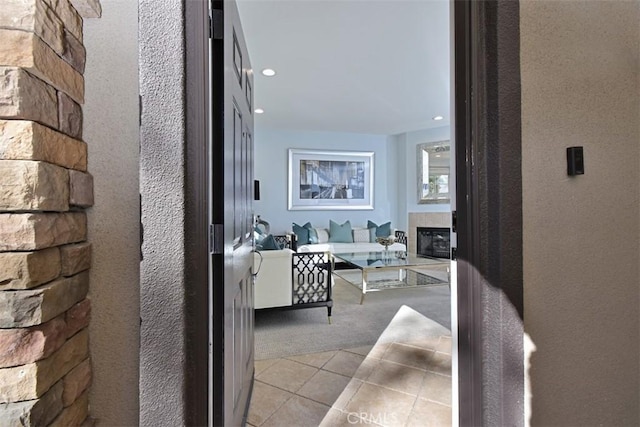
416,227,451,259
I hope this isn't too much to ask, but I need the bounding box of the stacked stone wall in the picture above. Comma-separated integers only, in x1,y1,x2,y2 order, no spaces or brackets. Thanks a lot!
0,0,100,425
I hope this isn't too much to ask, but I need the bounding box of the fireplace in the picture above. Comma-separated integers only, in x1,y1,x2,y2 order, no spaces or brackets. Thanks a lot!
416,227,451,259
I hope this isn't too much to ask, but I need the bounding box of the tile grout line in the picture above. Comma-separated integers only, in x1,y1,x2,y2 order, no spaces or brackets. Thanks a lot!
250,378,297,427
254,353,358,426
295,366,354,409
403,369,434,426
251,340,452,426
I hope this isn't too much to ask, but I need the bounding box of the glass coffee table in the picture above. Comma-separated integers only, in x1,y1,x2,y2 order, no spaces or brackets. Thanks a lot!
332,251,450,304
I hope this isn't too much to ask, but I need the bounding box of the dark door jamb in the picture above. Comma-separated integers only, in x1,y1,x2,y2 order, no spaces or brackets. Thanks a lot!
454,0,524,425
184,0,210,425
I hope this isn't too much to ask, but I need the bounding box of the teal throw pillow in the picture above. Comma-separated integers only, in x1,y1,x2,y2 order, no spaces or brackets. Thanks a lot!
367,220,392,239
257,234,283,250
304,223,319,244
254,224,266,240
292,222,310,244
329,220,354,243
368,227,378,243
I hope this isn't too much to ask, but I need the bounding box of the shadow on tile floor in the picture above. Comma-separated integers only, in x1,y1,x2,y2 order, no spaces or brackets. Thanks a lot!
248,335,452,427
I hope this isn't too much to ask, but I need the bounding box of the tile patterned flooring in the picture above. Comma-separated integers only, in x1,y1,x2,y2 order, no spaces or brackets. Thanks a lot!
248,335,452,427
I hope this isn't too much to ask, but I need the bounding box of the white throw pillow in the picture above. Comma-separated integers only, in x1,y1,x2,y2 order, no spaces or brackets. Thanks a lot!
315,228,330,243
352,228,370,243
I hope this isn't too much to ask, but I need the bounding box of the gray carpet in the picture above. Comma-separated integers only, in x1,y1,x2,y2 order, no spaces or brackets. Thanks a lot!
254,274,451,360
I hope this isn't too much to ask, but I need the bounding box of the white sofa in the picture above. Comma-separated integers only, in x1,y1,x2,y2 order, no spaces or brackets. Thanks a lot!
297,241,406,254
293,227,407,254
253,249,293,309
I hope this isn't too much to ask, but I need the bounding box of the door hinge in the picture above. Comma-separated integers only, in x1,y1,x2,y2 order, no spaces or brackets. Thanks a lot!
210,224,223,254
451,247,457,261
209,9,223,40
451,210,457,233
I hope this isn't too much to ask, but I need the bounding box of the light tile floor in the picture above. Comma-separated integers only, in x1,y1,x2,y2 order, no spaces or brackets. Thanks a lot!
248,335,452,427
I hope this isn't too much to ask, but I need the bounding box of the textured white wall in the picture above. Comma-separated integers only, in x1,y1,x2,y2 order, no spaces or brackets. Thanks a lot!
521,1,639,425
83,0,140,425
138,0,191,424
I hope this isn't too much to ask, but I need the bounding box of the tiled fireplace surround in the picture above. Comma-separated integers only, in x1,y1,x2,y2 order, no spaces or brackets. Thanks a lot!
408,212,451,255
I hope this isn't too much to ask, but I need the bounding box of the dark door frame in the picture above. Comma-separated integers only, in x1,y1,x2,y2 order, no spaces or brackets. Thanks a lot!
454,0,523,425
139,0,524,425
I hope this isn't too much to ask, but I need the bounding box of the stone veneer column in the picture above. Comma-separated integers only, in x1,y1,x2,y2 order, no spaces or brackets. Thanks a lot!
0,0,101,425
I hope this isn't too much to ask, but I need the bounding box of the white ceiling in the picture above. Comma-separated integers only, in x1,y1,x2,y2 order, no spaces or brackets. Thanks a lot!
236,0,451,136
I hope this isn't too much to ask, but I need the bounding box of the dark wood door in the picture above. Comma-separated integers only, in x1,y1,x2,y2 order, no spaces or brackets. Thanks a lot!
210,0,255,425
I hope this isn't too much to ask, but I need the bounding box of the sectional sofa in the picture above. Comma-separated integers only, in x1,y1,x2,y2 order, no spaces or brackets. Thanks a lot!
288,220,408,255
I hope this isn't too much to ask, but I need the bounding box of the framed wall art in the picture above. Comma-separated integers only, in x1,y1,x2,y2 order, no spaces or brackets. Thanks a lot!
288,149,374,210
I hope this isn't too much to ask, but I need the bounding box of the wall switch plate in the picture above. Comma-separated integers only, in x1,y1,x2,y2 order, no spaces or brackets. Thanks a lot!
567,146,584,175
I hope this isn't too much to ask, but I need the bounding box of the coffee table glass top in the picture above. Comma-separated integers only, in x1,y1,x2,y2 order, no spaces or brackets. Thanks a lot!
332,251,449,270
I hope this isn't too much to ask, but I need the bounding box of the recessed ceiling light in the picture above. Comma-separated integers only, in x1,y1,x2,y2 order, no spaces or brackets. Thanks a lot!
261,68,276,77
255,108,264,114
432,115,444,121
